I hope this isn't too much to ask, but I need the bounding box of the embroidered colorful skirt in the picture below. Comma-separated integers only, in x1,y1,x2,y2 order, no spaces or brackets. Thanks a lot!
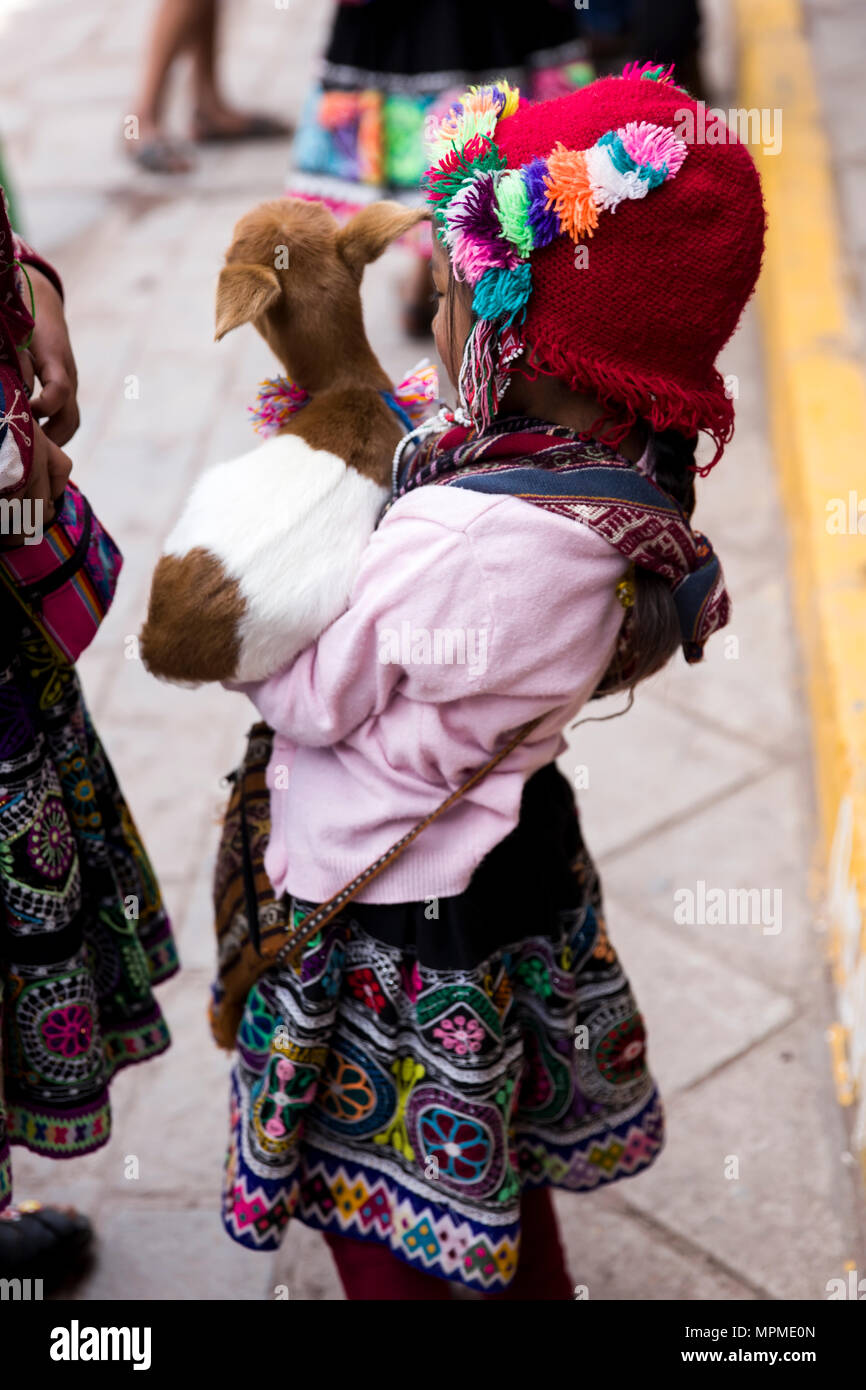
222,765,663,1293
290,0,594,209
0,609,177,1210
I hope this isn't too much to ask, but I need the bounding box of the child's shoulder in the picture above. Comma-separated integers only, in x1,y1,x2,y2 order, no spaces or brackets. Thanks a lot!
382,476,619,553
381,481,508,537
378,476,627,597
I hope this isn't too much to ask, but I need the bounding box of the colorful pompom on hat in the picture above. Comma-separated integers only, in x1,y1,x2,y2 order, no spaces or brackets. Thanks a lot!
423,64,765,468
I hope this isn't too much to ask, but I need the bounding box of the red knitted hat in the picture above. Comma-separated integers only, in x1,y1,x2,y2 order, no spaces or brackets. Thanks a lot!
423,66,766,467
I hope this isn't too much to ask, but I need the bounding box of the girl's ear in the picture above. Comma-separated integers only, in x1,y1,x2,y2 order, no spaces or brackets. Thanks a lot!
215,263,281,341
337,202,429,276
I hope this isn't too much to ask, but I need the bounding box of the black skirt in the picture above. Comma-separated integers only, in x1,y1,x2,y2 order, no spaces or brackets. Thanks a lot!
323,0,584,91
349,761,585,969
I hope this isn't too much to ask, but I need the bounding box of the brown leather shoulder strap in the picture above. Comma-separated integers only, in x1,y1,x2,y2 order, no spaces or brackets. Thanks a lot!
272,714,544,968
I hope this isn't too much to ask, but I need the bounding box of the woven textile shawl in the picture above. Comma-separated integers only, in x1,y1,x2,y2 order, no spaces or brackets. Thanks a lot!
395,416,729,663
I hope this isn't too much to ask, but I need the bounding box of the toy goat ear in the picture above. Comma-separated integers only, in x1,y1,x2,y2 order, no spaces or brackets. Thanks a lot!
214,263,281,341
337,202,429,276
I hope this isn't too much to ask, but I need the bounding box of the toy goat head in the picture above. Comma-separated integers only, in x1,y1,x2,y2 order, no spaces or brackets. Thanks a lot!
214,197,427,393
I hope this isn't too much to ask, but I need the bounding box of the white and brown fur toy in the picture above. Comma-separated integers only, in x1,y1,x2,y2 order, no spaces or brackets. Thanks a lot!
139,196,425,684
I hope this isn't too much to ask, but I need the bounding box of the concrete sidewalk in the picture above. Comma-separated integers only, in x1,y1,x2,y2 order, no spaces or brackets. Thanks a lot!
748,0,866,1188
3,0,864,1300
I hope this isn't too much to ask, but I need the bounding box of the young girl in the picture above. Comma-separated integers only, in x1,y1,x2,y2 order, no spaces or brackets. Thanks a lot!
221,64,764,1299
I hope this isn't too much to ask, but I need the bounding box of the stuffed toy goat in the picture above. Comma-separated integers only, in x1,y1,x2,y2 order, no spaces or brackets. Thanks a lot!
139,196,427,684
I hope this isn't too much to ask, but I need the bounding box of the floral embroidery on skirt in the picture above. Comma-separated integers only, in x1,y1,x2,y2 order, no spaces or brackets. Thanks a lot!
223,850,663,1293
0,617,177,1208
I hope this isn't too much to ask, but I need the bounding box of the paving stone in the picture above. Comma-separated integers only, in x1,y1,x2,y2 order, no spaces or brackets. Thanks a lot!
641,575,807,757
806,0,866,334
271,1220,345,1302
690,327,782,568
621,1014,858,1301
0,1,103,66
807,5,866,84
554,1189,759,1301
58,1209,274,1301
89,669,249,886
604,905,793,1096
601,762,818,1000
27,63,133,106
173,857,223,971
808,66,866,164
8,1146,122,1221
11,190,111,255
559,693,769,862
24,113,131,193
94,6,151,56
87,971,236,1204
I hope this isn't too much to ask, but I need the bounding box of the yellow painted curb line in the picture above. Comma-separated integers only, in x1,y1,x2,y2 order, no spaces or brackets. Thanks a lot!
736,0,866,1171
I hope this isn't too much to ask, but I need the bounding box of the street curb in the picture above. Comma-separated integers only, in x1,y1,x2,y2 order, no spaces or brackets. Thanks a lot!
736,0,866,1170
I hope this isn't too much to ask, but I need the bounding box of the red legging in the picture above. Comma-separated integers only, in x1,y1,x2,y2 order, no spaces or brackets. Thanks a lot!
324,1186,573,1301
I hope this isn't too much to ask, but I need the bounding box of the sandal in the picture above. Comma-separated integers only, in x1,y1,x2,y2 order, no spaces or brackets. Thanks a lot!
191,111,291,144
0,1202,93,1292
127,136,195,175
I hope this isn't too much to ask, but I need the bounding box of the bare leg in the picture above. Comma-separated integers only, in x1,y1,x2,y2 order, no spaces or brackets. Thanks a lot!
129,0,287,169
190,0,226,122
188,0,291,139
129,0,205,170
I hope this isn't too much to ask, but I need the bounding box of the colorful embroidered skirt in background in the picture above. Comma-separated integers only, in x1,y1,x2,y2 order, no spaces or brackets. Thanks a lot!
222,766,663,1293
290,0,595,210
0,603,177,1209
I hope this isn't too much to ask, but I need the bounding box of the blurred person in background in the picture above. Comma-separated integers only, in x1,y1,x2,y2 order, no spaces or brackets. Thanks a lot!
580,0,705,97
128,0,290,173
290,0,595,335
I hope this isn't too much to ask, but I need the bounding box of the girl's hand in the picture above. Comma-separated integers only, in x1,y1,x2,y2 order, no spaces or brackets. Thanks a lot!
0,421,72,549
26,266,80,446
